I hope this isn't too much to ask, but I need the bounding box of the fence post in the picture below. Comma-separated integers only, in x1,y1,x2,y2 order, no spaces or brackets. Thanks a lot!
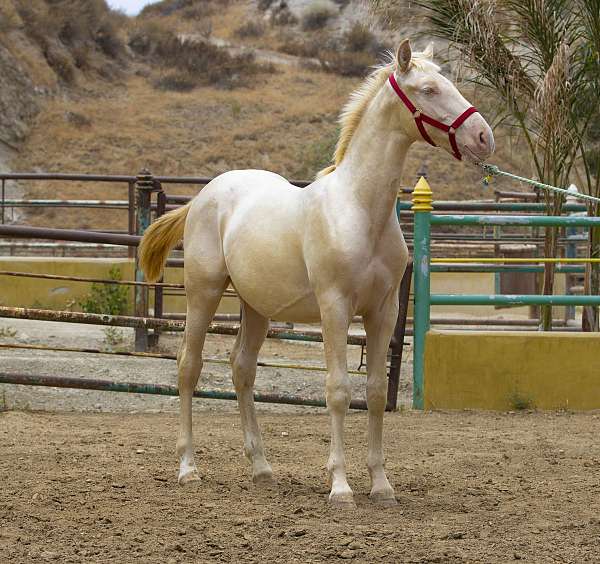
565,187,579,323
386,260,413,411
411,177,433,410
134,169,160,351
152,190,167,345
127,181,136,260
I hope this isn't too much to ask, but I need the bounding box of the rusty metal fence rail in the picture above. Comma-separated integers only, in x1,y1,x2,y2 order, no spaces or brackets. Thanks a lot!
0,172,412,410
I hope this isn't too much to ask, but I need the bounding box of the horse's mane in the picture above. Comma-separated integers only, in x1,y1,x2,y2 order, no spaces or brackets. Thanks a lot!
317,51,438,179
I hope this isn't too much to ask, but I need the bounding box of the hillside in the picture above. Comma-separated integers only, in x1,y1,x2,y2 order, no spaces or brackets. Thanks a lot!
1,0,527,232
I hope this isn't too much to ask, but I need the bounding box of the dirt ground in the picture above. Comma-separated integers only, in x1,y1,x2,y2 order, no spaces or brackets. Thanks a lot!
2,320,600,562
2,409,600,563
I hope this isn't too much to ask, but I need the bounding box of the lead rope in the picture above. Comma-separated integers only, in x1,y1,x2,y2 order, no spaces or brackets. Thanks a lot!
480,163,600,205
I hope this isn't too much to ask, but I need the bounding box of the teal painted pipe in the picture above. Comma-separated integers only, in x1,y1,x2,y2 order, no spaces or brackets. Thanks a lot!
396,201,587,213
431,215,600,227
411,180,433,410
430,294,600,306
431,265,585,273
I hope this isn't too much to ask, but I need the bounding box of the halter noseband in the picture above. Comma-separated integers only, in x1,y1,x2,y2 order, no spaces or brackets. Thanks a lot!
388,74,479,161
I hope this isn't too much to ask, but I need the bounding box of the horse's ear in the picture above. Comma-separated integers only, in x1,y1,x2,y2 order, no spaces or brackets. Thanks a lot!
396,39,412,73
423,42,434,61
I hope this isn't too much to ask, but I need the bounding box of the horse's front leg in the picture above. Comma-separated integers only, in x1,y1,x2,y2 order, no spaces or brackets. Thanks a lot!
318,291,355,508
363,288,400,505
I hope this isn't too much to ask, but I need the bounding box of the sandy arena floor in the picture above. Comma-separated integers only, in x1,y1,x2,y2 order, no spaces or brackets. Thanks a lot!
2,409,600,563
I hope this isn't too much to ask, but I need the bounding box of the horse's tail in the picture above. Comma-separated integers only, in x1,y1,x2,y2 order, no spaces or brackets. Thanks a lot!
316,164,336,179
139,202,191,282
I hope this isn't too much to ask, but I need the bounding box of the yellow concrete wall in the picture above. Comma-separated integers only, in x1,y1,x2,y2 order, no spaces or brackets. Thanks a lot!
424,330,600,411
0,258,238,314
0,257,570,319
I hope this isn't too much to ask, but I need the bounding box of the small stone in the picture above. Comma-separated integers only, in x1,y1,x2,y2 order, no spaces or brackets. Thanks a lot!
281,432,289,437
339,550,355,559
111,483,125,489
290,528,307,537
348,541,364,550
136,449,146,454
447,532,465,540
514,553,523,560
40,551,60,561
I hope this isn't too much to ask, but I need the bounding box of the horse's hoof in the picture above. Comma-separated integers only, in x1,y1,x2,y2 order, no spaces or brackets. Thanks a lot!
328,493,356,509
369,491,397,506
252,469,274,485
178,469,201,485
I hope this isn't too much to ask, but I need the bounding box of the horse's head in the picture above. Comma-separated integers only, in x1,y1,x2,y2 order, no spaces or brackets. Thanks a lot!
390,39,494,163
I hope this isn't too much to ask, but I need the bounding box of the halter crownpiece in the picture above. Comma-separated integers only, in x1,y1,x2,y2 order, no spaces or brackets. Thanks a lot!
388,74,479,161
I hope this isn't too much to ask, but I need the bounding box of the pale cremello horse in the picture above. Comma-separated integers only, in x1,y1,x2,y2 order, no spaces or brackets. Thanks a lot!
139,39,494,508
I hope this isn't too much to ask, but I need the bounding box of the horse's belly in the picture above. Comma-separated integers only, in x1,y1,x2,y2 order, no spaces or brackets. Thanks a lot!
228,261,321,322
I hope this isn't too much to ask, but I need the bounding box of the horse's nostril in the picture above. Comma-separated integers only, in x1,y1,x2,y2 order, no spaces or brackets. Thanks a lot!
479,131,486,145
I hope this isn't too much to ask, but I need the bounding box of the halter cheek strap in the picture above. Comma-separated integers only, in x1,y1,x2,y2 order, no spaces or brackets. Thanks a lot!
388,74,479,161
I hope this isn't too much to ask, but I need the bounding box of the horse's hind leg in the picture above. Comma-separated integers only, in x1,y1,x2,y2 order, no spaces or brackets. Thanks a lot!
176,275,228,485
231,301,272,483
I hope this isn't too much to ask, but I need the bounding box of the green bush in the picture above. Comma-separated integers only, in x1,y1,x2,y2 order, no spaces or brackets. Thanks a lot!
80,266,129,316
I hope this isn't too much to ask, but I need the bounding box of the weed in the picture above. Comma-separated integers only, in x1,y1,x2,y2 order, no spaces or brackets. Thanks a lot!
80,266,129,316
510,393,534,411
0,326,17,339
103,326,125,348
229,99,242,118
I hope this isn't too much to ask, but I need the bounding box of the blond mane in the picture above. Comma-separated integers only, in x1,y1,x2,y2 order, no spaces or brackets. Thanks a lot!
317,52,438,179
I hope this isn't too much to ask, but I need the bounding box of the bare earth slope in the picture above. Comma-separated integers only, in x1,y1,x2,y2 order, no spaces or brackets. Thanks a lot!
7,0,526,232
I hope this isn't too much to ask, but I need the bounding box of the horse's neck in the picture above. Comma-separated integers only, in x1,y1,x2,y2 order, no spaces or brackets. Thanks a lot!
334,89,412,227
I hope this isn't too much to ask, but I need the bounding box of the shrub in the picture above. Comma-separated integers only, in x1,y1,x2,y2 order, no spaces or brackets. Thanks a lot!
318,50,373,77
344,22,375,53
0,0,22,32
80,266,129,316
154,71,198,91
258,0,274,10
44,46,76,83
301,0,336,31
234,20,265,39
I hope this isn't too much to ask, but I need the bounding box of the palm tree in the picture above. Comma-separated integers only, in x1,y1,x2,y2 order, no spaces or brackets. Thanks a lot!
372,0,600,330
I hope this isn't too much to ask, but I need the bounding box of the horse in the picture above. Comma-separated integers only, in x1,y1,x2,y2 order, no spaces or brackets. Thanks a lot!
139,39,495,508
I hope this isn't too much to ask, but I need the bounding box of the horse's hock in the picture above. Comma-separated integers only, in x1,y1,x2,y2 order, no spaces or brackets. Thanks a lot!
424,330,600,410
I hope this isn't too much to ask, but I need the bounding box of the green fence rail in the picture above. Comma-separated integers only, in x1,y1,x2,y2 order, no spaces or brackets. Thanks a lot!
410,177,600,410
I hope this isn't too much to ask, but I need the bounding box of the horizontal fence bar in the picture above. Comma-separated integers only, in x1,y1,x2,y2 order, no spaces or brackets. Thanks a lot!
430,294,600,306
396,201,586,212
0,225,140,246
431,257,600,264
0,173,136,182
431,214,600,227
0,307,367,345
0,372,367,410
0,270,186,289
1,199,129,209
431,264,585,273
0,343,367,376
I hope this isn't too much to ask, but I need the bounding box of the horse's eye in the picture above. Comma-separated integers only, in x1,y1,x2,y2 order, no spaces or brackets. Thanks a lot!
422,87,437,96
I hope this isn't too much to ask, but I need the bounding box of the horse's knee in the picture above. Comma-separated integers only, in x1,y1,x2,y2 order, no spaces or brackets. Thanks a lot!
231,350,256,390
367,377,387,412
326,373,351,410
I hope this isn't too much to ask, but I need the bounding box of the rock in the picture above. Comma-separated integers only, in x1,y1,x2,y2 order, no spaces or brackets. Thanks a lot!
339,550,356,559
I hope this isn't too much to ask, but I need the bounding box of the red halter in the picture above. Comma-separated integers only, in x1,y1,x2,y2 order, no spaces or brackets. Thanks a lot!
388,74,479,161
